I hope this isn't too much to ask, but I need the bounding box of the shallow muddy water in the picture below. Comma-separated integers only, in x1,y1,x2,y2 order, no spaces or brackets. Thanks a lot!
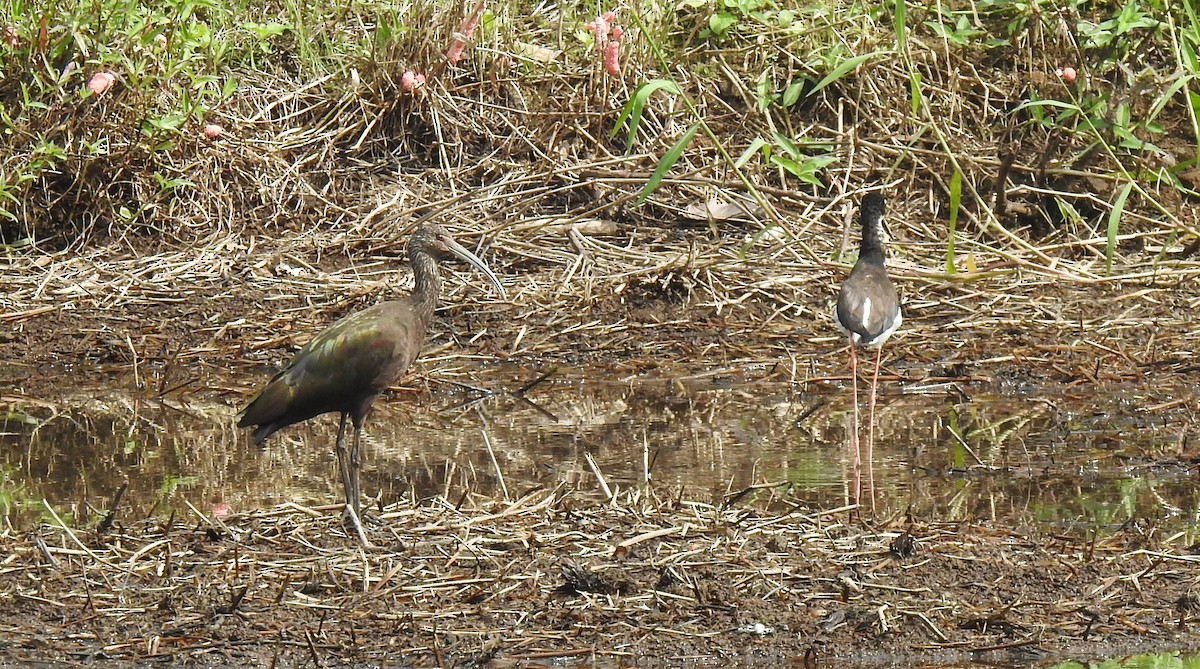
2,366,1197,532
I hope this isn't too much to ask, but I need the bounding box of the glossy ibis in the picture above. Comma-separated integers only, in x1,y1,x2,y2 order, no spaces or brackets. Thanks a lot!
834,193,901,497
237,224,506,516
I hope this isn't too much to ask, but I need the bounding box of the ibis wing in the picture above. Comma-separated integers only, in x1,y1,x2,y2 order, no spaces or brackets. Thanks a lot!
237,311,399,430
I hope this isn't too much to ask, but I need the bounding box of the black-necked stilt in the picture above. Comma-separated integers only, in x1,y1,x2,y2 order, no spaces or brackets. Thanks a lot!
834,193,901,498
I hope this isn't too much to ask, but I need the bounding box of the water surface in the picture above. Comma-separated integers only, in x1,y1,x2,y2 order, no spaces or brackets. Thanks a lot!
2,367,1196,532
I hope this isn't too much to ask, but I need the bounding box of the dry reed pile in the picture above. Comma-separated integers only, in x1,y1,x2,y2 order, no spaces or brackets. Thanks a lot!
1,2,1198,386
3,488,1199,665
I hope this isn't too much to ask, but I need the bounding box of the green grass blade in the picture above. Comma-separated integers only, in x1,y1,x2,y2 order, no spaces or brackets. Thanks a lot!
637,123,700,205
1146,76,1188,123
909,71,922,115
1012,98,1081,114
1106,182,1134,274
946,169,961,274
807,50,887,97
610,79,681,151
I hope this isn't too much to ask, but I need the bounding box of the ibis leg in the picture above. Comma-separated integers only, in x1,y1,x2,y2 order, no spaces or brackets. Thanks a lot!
335,412,355,512
349,420,363,516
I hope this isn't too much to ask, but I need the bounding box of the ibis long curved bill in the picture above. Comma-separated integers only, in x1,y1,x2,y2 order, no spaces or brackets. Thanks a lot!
441,235,505,299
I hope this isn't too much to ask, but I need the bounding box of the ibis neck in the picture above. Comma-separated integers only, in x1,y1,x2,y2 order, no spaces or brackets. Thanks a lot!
409,251,442,317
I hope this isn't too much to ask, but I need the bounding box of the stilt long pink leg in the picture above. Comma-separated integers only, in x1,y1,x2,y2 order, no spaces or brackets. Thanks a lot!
866,344,883,510
849,340,861,505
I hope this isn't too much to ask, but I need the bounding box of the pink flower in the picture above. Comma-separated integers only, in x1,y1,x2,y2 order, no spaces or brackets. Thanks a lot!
86,71,115,96
446,0,485,65
586,10,621,76
401,70,426,92
1,25,18,48
1056,66,1077,83
203,123,223,139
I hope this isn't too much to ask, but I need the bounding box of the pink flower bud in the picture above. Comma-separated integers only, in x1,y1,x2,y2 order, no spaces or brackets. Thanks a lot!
446,0,485,65
611,25,623,41
446,37,467,64
203,123,223,139
401,70,427,92
1,25,18,48
587,14,610,51
1056,66,1077,82
603,37,620,77
460,0,484,40
86,71,115,96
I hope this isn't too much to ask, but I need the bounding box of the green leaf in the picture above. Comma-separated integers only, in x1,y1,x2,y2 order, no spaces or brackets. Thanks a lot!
637,123,700,205
1145,76,1187,123
772,131,802,158
769,155,804,180
770,153,835,186
709,12,737,36
734,137,770,168
1182,37,1199,73
946,168,961,274
242,21,291,40
893,0,907,46
611,79,681,150
754,69,772,111
153,173,196,192
144,111,189,133
807,50,886,97
1013,98,1081,114
1106,182,1133,274
798,154,837,185
781,80,805,108
1114,102,1131,127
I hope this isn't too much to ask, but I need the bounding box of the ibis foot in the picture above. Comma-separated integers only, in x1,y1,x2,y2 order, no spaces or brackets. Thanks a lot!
341,503,374,548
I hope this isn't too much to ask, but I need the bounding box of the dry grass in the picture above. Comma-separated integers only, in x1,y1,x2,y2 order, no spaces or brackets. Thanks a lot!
2,486,1199,665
